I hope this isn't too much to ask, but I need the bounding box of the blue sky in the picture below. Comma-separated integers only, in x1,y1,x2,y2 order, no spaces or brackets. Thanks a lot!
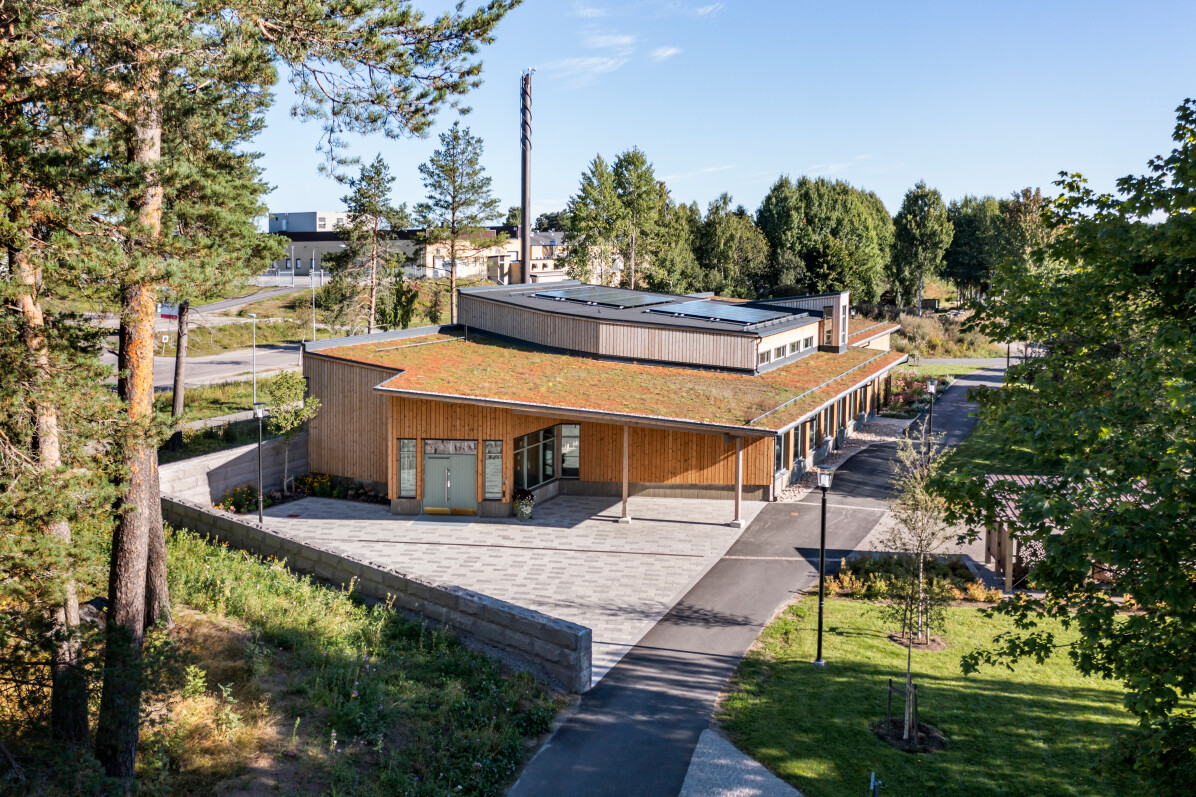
253,0,1196,222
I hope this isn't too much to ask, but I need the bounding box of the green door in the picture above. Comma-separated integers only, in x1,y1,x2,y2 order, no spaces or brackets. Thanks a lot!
423,453,477,515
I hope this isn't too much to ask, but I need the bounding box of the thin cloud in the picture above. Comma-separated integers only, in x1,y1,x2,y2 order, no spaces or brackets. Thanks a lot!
573,2,607,17
650,46,682,61
583,30,637,52
541,56,631,87
693,3,724,16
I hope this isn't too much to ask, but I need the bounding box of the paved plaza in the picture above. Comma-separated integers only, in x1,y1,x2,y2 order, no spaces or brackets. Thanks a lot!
261,494,765,682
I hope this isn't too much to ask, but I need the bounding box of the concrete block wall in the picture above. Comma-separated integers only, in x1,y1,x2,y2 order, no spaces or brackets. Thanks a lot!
159,433,309,504
161,496,592,693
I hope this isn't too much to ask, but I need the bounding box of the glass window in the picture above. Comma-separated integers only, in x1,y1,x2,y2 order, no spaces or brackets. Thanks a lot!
774,436,783,472
823,306,834,345
789,342,799,355
398,439,416,497
774,346,786,359
561,424,580,479
484,441,503,499
795,424,807,466
758,350,771,365
513,426,557,490
805,336,814,349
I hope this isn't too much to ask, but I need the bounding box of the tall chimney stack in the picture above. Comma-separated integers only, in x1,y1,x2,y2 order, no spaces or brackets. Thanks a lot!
520,69,534,284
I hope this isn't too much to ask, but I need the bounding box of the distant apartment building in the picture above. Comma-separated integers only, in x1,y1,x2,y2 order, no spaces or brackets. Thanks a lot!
264,211,572,284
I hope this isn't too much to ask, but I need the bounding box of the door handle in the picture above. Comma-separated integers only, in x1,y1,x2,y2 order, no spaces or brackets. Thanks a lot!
445,469,450,502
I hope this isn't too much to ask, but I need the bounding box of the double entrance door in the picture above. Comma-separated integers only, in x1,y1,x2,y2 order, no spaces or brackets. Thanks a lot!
423,440,477,515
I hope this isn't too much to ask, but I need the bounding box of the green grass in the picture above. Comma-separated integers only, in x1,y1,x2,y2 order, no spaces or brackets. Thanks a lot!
719,598,1133,797
155,378,261,421
161,528,561,795
944,415,1062,475
896,364,986,380
157,418,280,464
164,320,308,357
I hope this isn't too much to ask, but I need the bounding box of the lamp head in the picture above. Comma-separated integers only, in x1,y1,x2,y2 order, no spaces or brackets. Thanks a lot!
927,378,939,394
248,313,257,319
817,469,833,490
253,402,266,419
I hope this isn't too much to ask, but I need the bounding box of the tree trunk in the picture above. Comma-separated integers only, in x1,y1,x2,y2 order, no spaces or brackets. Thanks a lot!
916,552,925,644
628,231,636,290
167,300,189,450
449,236,457,324
12,246,89,746
97,90,165,783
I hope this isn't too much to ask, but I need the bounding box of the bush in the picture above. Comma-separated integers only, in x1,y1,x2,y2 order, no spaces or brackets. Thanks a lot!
839,553,995,601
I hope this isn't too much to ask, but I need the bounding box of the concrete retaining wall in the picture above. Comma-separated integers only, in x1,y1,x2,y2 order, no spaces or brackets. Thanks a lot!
161,496,592,693
160,433,309,504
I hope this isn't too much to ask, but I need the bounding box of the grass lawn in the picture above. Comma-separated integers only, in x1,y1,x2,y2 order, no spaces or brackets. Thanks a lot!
146,528,562,796
719,598,1133,797
943,415,1062,475
155,377,260,421
895,363,987,380
163,320,309,357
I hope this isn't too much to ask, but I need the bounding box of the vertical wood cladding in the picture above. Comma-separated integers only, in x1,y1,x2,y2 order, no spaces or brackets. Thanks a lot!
305,356,399,485
460,294,756,370
383,395,774,501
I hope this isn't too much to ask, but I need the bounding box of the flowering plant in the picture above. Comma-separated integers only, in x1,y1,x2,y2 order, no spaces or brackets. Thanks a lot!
513,488,534,521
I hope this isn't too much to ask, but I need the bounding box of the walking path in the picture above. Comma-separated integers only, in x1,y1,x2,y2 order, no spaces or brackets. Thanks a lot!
509,367,1003,797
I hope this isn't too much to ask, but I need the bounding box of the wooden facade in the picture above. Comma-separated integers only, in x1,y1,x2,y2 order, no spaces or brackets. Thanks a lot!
460,293,758,370
384,393,774,506
306,355,398,486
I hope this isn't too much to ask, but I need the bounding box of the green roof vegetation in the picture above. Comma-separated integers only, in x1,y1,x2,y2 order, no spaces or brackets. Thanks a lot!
315,333,906,431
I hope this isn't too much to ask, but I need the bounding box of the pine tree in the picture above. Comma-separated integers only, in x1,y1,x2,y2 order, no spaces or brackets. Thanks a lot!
50,0,517,782
326,155,410,333
414,122,503,322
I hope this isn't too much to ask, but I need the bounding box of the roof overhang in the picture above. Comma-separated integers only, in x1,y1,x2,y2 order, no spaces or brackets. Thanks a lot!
370,382,778,438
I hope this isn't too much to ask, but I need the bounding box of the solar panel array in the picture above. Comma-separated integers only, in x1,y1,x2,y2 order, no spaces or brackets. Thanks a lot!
534,286,674,309
647,300,789,326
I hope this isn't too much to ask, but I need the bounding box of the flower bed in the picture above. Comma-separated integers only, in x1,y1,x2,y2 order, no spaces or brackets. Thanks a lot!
214,472,387,515
879,372,953,419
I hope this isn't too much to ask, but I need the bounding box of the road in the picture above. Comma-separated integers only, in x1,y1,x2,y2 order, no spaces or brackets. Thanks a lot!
509,367,1004,797
100,343,302,390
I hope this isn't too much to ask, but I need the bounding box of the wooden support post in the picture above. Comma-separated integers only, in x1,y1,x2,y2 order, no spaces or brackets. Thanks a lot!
618,424,630,524
730,436,745,528
1003,523,1014,593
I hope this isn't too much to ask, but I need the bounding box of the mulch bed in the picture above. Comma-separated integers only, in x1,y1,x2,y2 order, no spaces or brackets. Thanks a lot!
873,718,949,753
887,632,948,652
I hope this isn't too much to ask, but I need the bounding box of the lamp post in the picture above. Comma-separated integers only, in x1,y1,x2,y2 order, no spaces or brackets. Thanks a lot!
254,402,267,522
311,269,317,342
925,378,939,463
248,313,257,404
814,468,833,666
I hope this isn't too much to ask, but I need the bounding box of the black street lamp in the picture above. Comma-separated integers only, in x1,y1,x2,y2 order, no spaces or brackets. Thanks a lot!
254,402,267,522
814,468,833,666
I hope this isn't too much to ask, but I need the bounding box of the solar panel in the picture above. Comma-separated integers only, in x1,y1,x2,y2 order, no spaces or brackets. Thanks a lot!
534,286,673,309
647,300,788,326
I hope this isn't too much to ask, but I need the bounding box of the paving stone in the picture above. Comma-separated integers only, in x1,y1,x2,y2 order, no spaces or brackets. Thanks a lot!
261,494,766,682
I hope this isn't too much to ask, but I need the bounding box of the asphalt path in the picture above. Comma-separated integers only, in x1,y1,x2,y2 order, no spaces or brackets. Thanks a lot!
509,367,1004,797
100,343,302,390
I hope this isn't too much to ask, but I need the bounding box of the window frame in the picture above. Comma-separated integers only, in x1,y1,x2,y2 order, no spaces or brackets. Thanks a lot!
397,438,417,498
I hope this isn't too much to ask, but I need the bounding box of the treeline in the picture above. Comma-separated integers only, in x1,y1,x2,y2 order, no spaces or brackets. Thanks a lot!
552,149,1052,305
0,0,517,790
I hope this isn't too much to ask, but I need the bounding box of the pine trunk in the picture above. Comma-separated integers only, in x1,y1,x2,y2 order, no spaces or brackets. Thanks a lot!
449,236,457,324
167,301,189,450
97,92,165,783
12,246,89,746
